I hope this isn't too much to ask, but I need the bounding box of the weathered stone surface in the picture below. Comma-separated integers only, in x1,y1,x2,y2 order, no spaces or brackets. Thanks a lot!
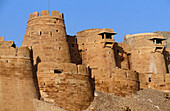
0,41,38,111
22,11,94,111
33,99,66,111
0,10,170,111
37,63,94,111
77,29,139,96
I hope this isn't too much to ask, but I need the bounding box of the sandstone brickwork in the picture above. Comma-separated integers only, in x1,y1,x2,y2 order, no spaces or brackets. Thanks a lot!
37,63,94,111
124,33,167,74
67,35,82,64
22,11,94,111
0,10,170,111
77,29,139,96
22,10,71,64
124,33,170,91
0,39,38,111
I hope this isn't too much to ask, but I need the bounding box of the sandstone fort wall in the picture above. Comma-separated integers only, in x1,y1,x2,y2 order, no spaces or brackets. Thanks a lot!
77,29,139,96
22,10,71,64
37,63,94,111
0,39,38,111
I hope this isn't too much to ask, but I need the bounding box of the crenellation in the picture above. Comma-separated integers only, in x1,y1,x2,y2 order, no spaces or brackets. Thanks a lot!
29,14,33,20
32,11,39,18
28,11,64,21
0,36,4,41
52,10,59,17
40,10,49,16
59,13,64,18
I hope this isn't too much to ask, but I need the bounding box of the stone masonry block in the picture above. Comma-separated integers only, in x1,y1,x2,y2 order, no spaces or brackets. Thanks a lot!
41,10,49,16
52,10,59,17
0,37,4,41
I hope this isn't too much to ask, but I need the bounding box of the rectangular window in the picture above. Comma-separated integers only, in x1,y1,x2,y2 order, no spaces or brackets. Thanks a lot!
54,69,63,74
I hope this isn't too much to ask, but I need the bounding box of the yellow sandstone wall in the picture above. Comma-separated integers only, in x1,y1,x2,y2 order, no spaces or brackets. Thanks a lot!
124,33,170,91
37,63,94,111
124,33,167,74
22,10,71,64
77,29,116,72
94,68,139,97
77,29,139,96
139,73,170,92
0,39,38,111
67,35,82,64
22,11,94,111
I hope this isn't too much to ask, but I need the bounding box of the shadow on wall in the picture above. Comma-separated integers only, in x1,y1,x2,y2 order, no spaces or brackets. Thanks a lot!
164,50,170,73
88,67,95,96
114,43,127,69
31,48,41,99
67,36,82,65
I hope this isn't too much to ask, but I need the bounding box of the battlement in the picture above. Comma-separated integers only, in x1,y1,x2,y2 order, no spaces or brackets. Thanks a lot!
0,46,30,58
29,10,64,20
37,62,90,76
139,73,170,92
124,33,164,40
0,37,4,41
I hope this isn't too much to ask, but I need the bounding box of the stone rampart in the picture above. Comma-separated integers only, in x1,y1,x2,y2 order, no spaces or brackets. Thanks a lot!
94,68,139,97
37,62,94,111
0,39,38,111
139,73,170,92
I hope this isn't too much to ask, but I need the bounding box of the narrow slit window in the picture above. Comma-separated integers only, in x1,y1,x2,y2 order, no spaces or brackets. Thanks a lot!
149,77,151,82
50,32,52,37
40,31,42,36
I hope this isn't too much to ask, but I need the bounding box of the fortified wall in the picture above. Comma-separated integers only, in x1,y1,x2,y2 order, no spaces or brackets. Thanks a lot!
0,10,170,111
124,33,170,92
76,28,139,96
0,37,38,111
22,10,94,111
37,63,94,111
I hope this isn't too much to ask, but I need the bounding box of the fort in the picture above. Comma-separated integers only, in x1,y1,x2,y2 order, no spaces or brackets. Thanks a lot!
0,10,170,111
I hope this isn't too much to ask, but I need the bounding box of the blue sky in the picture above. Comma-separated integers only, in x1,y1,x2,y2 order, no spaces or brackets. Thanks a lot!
0,0,170,47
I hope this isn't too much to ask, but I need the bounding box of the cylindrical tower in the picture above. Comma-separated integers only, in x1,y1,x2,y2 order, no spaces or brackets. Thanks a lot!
77,28,117,74
22,10,71,64
124,33,167,74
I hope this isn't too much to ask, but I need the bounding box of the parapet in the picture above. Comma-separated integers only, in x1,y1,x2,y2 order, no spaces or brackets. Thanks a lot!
0,39,15,48
0,46,30,58
37,63,90,76
124,33,163,40
17,46,30,58
29,10,64,20
0,38,30,58
0,37,4,41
